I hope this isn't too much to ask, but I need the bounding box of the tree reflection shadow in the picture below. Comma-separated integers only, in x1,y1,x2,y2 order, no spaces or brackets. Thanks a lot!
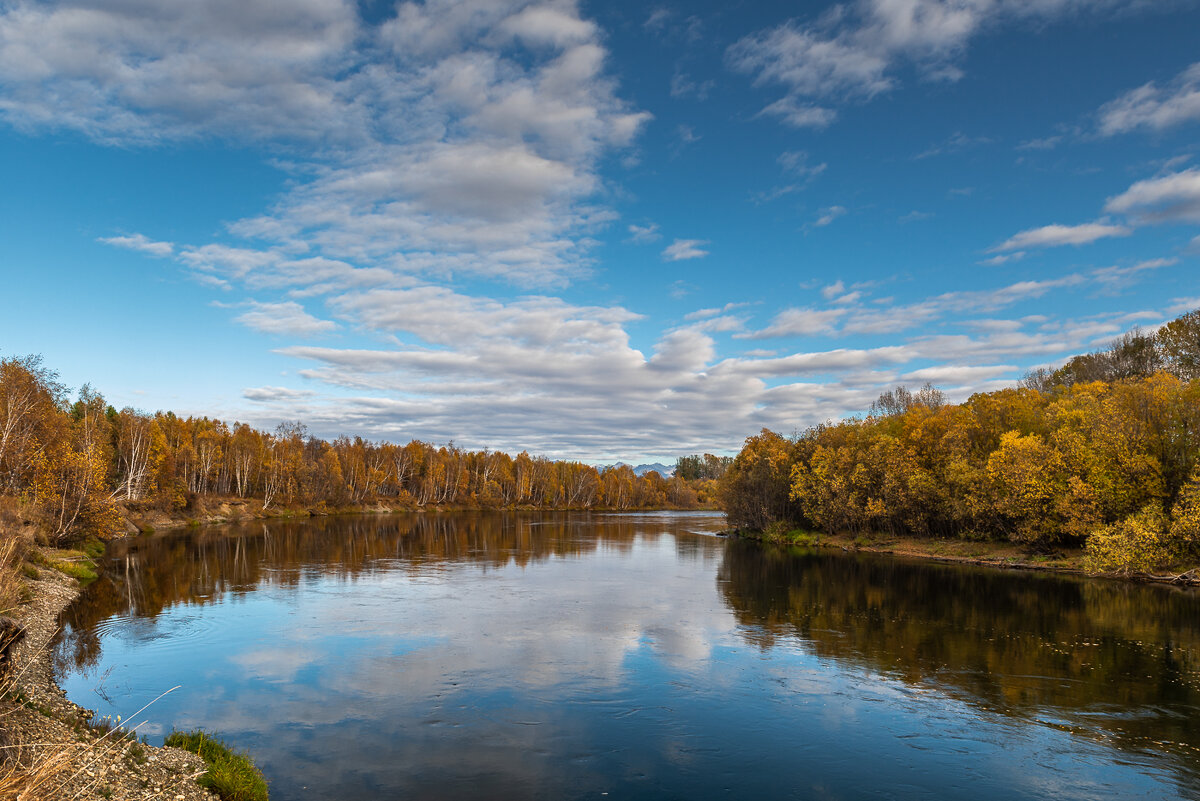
718,539,1200,776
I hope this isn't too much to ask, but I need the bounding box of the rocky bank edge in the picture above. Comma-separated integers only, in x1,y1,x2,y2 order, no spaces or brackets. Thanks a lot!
2,564,223,801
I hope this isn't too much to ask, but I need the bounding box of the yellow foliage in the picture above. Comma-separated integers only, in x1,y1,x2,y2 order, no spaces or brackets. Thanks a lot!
1084,505,1171,574
1168,472,1200,560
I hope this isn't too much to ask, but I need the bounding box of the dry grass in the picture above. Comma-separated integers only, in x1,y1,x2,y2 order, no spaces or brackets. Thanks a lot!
0,736,76,801
0,537,26,615
0,670,187,801
0,537,141,801
0,723,146,801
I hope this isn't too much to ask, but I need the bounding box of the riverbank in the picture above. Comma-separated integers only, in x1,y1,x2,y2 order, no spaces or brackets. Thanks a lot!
0,559,222,800
732,526,1200,586
112,497,717,539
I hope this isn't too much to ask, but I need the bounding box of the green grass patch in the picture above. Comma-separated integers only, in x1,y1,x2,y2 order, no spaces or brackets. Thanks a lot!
80,536,106,560
165,729,269,801
28,549,98,582
47,558,97,582
760,521,820,546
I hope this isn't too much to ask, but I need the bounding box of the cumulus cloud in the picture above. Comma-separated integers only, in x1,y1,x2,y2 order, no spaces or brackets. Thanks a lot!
728,0,1140,127
234,301,338,337
1098,62,1200,136
740,307,849,339
98,233,174,257
8,0,1184,460
989,221,1132,252
662,239,709,261
243,386,317,402
6,0,650,286
230,271,1160,458
0,0,361,144
1104,168,1200,224
742,275,1087,341
627,223,661,243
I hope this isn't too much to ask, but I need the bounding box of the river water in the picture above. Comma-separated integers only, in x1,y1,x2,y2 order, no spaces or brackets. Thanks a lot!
54,511,1200,800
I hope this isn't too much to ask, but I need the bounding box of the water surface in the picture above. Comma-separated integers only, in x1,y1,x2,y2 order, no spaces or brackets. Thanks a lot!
55,512,1200,799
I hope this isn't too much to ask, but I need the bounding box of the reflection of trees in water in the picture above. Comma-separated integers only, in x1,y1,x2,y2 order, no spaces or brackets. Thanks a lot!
718,539,1200,776
55,512,706,674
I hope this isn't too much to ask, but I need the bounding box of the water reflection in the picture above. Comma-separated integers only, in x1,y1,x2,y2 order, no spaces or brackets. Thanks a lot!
718,540,1200,770
54,513,1200,801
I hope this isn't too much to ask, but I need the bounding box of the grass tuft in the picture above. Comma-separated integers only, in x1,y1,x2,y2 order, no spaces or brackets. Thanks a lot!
27,549,98,583
164,729,268,801
0,536,28,613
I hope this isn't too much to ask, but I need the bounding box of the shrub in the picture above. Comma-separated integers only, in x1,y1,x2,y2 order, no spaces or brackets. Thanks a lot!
1169,472,1200,561
164,729,268,801
1084,505,1170,574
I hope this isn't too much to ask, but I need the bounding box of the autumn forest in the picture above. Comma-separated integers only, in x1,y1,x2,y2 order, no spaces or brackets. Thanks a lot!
720,308,1200,574
3,308,1200,579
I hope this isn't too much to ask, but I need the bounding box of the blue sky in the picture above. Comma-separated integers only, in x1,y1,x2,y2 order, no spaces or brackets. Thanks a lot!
1,0,1199,463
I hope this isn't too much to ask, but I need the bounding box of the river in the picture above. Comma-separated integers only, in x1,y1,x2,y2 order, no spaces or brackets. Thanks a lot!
54,511,1200,800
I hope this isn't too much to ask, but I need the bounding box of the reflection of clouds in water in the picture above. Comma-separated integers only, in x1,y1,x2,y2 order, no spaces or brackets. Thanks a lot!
58,512,1200,801
306,533,738,695
181,532,741,799
229,647,321,683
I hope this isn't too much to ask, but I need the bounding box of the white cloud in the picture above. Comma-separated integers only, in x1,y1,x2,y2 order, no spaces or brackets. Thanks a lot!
1167,296,1200,315
7,0,1186,460
1091,257,1177,293
6,0,650,288
662,239,709,261
777,150,827,178
821,280,847,300
234,301,338,337
0,0,361,144
497,5,598,48
740,307,849,339
759,97,837,129
1104,168,1200,224
989,221,1132,252
211,268,1173,459
685,302,750,321
742,275,1087,341
243,386,317,402
627,223,661,243
728,0,1140,128
900,364,1017,384
979,251,1025,266
814,205,847,227
1098,62,1200,136
98,233,174,257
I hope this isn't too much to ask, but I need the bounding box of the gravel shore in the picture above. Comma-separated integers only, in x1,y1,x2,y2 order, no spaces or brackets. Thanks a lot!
2,565,222,801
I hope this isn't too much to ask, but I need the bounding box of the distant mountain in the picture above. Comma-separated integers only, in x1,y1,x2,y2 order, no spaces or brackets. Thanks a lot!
606,461,675,477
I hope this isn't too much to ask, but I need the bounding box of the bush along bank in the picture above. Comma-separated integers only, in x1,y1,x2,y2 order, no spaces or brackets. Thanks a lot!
718,311,1200,581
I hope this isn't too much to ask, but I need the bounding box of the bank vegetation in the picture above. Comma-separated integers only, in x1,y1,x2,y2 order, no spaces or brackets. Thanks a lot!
718,309,1200,576
0,353,715,552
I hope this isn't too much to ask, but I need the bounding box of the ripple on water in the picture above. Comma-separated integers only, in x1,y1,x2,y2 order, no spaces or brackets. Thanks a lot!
97,610,227,654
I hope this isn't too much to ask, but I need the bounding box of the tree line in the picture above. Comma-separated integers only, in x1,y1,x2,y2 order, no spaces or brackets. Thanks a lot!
0,355,711,543
718,309,1200,574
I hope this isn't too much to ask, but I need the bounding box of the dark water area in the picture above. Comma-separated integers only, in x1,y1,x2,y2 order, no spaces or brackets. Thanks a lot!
54,512,1200,800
